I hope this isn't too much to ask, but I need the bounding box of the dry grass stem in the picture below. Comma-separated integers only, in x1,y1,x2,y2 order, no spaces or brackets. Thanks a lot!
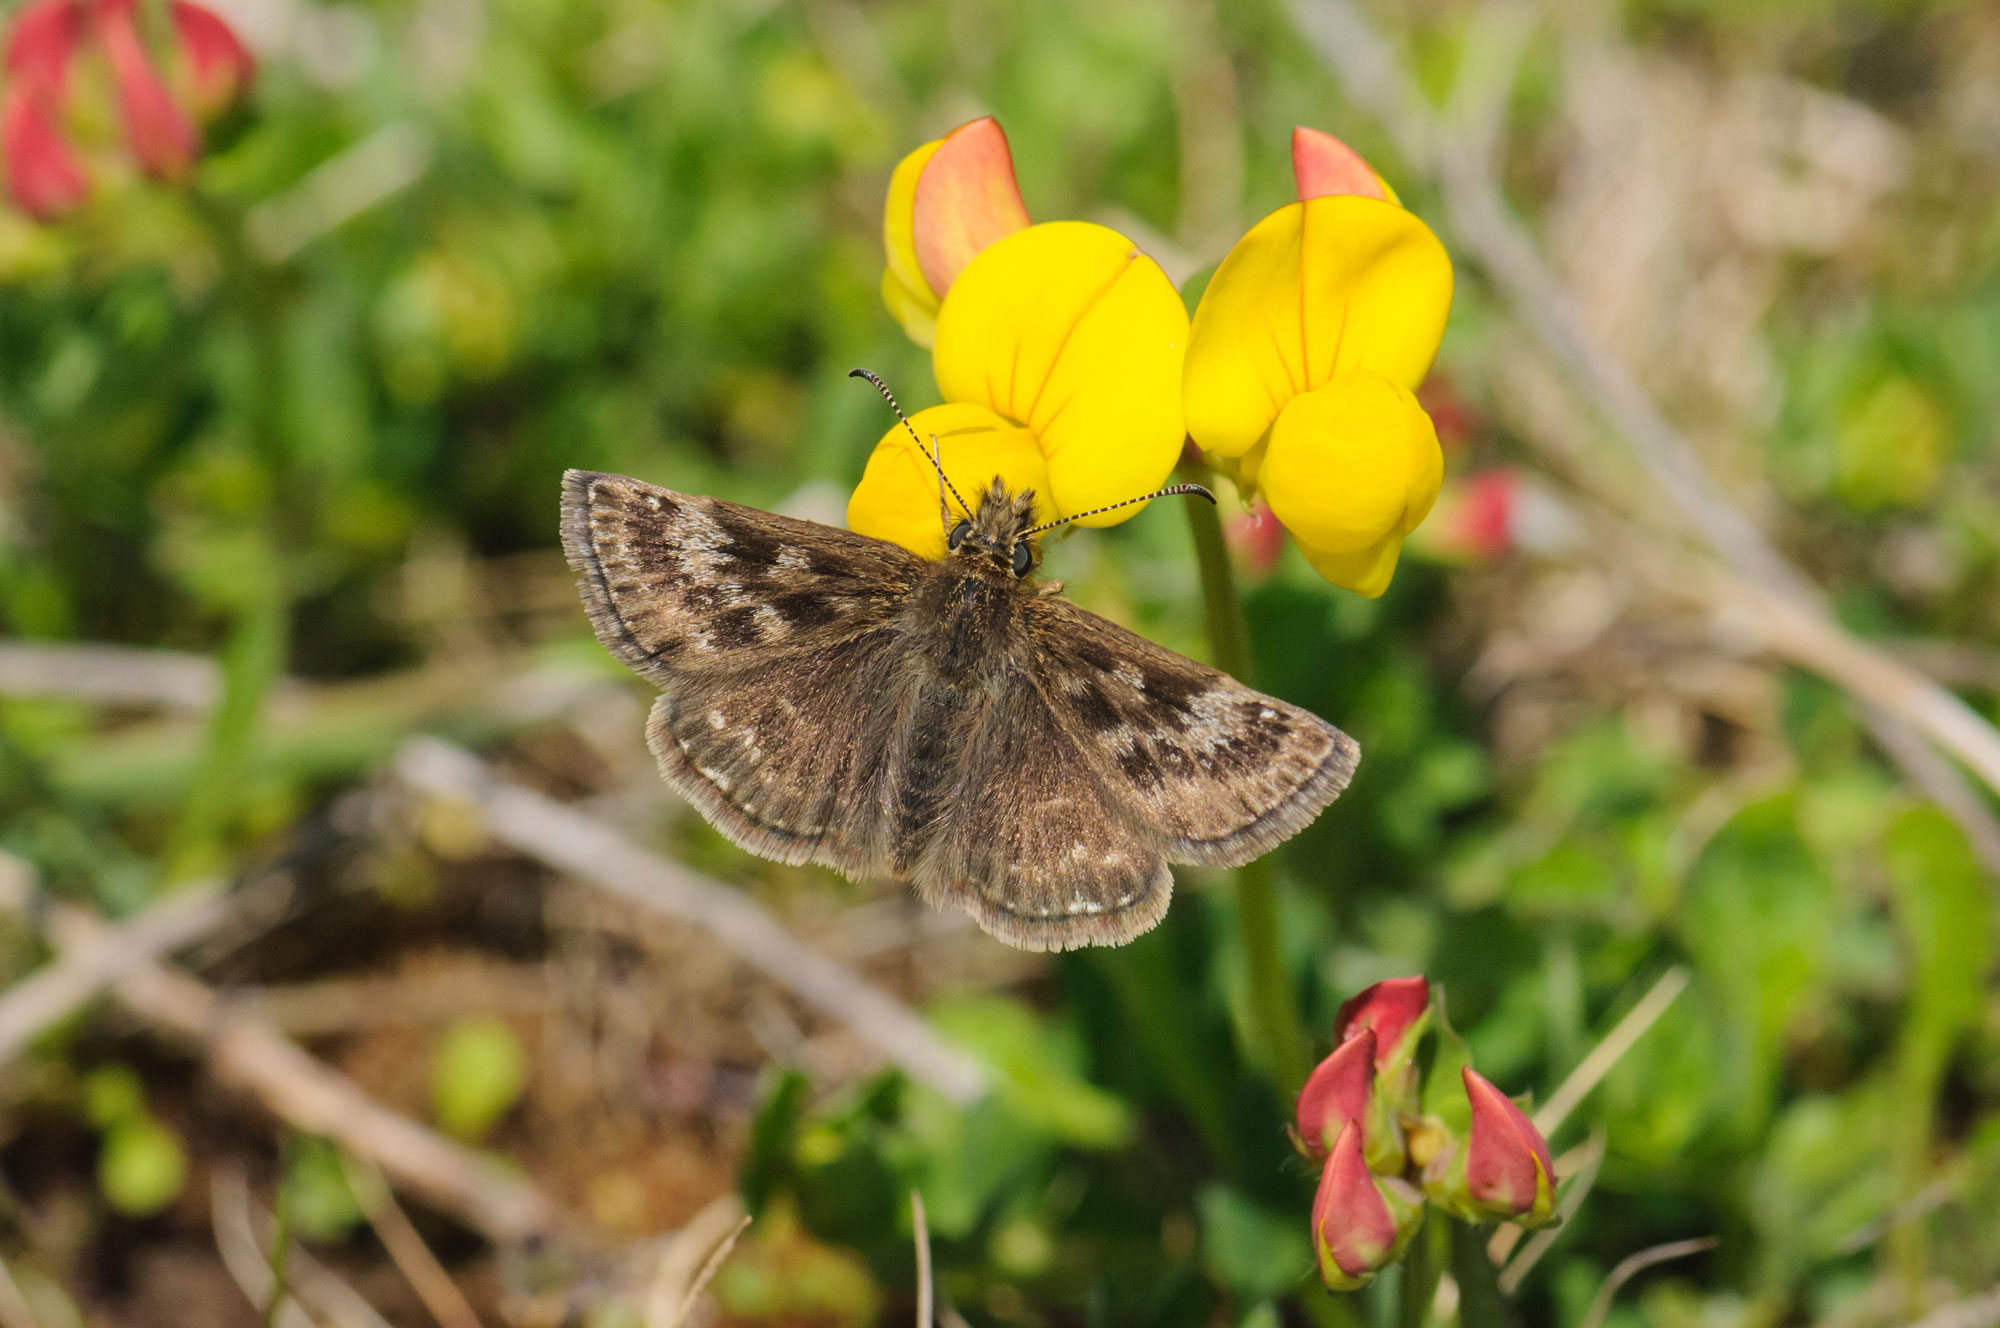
1583,1237,1721,1328
913,1191,933,1328
1533,967,1690,1139
211,1167,391,1328
642,1194,751,1328
343,1155,486,1328
1496,1129,1608,1292
1903,1286,2000,1328
0,868,238,1067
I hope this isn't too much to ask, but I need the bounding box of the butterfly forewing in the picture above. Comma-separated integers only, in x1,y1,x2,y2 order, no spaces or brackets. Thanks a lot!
564,471,925,873
562,470,923,688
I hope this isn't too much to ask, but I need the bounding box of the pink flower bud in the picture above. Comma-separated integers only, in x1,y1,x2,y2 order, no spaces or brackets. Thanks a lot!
1334,976,1431,1073
93,0,197,178
1311,1121,1421,1291
1460,1068,1556,1226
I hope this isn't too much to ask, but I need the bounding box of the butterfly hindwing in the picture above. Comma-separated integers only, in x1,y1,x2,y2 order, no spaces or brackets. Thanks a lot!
909,665,1171,952
1023,595,1359,868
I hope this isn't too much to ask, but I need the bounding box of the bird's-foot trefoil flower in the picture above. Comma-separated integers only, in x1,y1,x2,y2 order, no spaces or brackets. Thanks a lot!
1312,1120,1424,1292
854,117,1188,558
1182,127,1452,596
1,0,252,219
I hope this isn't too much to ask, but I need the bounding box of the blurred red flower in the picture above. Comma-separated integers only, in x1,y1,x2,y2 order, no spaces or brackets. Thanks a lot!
1,0,251,218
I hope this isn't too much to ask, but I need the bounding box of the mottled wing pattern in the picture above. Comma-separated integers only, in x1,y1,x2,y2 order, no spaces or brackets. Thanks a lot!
561,470,924,871
901,667,1169,952
1021,594,1359,869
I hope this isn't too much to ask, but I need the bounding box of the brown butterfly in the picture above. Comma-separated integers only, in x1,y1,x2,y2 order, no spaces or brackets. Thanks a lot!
560,374,1358,951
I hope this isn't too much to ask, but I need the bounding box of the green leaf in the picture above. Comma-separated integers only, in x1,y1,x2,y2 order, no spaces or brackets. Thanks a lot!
98,1115,187,1218
1422,993,1475,1135
280,1138,364,1243
429,1016,527,1141
930,995,1132,1149
739,1069,810,1214
82,1064,146,1128
1196,1184,1312,1301
1884,805,1991,1065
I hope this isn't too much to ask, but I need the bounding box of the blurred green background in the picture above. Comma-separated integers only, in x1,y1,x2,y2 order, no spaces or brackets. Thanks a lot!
1,0,1998,1325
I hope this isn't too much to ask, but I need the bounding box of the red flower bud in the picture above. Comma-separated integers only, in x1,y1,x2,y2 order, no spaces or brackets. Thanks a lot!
1460,1068,1556,1225
1311,1121,1421,1291
1225,501,1284,579
93,0,196,178
5,0,82,91
169,1,252,115
1334,976,1431,1073
2,83,87,217
1295,1027,1372,1161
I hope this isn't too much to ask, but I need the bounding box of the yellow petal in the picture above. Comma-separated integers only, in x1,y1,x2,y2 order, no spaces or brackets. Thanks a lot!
882,266,939,349
846,402,1054,560
934,221,1188,524
884,137,944,333
1297,533,1408,599
912,117,1032,299
1183,197,1452,458
1260,372,1442,595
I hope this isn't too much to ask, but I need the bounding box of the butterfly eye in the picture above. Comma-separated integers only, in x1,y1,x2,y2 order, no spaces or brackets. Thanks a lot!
947,521,971,551
1012,541,1033,577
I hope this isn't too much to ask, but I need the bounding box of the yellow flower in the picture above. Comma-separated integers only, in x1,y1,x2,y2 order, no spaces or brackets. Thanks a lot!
854,118,1189,558
1183,127,1452,597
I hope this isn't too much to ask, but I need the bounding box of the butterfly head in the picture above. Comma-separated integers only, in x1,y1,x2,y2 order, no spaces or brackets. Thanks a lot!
947,479,1041,578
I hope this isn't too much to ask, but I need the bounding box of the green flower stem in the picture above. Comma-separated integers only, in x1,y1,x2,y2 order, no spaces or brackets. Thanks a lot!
1398,1210,1449,1328
163,579,287,882
1180,460,1311,1092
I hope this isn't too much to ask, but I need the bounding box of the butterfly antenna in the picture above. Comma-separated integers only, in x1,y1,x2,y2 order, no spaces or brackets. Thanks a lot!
848,368,973,525
1021,483,1216,538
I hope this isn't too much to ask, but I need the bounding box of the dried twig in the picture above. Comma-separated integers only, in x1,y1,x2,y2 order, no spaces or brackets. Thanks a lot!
0,872,238,1067
0,640,224,712
1581,1237,1719,1328
642,1194,752,1328
0,1258,45,1328
394,738,988,1104
1285,0,2000,867
1903,1287,2000,1328
344,1155,485,1328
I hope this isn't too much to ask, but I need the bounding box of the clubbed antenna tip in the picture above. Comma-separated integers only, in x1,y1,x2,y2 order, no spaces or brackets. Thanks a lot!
849,367,972,523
